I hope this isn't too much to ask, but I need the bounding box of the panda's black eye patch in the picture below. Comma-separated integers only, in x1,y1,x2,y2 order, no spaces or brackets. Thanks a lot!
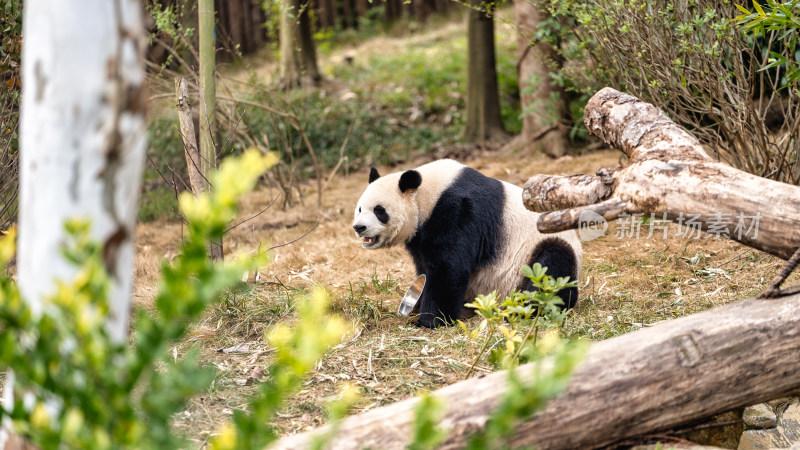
374,205,389,224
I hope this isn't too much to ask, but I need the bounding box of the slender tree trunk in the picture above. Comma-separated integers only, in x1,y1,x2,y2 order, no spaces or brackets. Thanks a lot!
198,0,223,260
463,2,506,143
199,0,216,189
4,0,147,446
249,0,266,48
355,0,369,24
316,0,329,29
341,0,354,29
227,0,245,53
280,0,321,88
513,0,571,157
414,0,430,24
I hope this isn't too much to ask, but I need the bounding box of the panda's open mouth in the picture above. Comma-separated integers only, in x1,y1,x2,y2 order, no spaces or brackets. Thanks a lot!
361,235,380,248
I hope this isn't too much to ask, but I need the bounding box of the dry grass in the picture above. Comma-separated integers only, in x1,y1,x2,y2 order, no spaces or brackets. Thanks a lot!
132,146,799,445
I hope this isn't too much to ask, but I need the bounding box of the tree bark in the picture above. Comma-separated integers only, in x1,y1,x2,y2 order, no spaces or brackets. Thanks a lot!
463,2,506,143
198,0,216,190
279,0,321,88
513,0,571,157
198,0,223,260
522,87,800,260
384,0,399,23
7,1,147,446
176,77,206,195
270,293,800,450
249,0,266,49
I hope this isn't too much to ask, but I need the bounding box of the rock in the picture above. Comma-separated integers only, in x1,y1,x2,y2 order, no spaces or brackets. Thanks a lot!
769,397,797,415
780,402,800,442
744,403,778,429
739,428,789,449
738,401,800,449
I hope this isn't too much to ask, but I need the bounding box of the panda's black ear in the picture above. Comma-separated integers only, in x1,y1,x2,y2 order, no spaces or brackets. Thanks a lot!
399,170,422,193
369,167,380,183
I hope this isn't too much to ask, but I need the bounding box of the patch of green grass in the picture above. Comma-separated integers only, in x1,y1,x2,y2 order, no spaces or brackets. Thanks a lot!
585,263,617,273
139,117,186,222
335,274,399,330
242,86,446,171
329,24,521,137
145,117,187,183
204,281,305,343
138,186,179,222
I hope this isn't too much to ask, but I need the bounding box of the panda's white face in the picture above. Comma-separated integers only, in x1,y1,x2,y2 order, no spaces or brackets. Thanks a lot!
352,172,419,249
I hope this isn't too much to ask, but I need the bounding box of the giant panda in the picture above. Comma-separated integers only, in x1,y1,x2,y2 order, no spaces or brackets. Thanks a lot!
352,159,582,328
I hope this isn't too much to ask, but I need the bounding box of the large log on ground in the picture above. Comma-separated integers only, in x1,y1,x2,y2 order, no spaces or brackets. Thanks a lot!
522,87,800,260
270,293,800,449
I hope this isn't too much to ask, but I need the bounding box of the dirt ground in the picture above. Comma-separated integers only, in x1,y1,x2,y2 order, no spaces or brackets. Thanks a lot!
132,145,798,445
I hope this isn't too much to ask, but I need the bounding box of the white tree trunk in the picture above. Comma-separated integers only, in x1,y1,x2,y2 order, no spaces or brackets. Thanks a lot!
17,0,147,340
4,2,146,447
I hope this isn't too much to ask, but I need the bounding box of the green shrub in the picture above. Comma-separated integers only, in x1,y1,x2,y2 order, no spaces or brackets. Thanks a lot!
735,0,800,88
460,263,578,374
137,186,179,222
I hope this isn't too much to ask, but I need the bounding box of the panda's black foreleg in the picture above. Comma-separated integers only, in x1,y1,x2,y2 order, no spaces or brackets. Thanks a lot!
415,266,470,329
528,238,580,310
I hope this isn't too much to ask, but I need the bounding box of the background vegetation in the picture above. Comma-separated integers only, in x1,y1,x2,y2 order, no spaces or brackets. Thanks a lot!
0,0,22,230
544,0,800,183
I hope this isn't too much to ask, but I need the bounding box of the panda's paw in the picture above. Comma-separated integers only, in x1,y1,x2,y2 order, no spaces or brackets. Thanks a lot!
414,313,448,329
414,316,436,329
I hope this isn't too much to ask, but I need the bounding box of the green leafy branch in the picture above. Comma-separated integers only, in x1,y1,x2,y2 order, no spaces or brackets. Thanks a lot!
460,263,577,377
735,0,800,88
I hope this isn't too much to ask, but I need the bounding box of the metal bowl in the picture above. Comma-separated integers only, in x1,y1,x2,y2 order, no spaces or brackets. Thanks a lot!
398,274,426,316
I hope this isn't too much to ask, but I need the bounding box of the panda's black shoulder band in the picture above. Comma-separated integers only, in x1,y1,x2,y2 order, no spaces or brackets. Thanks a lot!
369,167,381,183
399,170,422,193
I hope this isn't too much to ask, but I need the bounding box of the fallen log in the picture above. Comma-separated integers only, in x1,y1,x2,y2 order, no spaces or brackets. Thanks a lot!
522,87,800,260
271,293,800,449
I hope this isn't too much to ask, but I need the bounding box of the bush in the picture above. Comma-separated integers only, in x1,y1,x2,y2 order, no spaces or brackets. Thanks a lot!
546,0,800,184
460,263,579,374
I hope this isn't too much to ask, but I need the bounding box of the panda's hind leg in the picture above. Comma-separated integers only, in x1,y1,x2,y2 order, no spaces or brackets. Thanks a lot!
526,237,579,309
